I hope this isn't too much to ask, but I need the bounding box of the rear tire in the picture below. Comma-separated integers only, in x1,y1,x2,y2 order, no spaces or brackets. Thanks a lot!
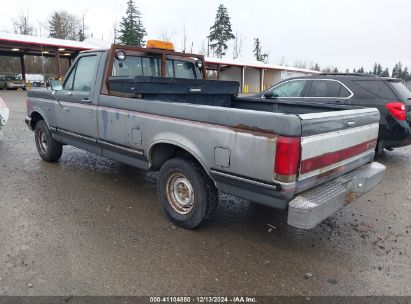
34,120,63,162
157,157,218,229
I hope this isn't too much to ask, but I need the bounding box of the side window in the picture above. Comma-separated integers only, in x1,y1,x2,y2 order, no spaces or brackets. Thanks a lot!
72,56,98,92
63,67,76,91
306,80,341,97
270,80,307,97
339,86,351,98
354,80,396,99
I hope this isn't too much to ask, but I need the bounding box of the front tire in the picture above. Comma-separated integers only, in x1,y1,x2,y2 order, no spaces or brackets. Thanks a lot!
157,157,218,229
34,120,62,162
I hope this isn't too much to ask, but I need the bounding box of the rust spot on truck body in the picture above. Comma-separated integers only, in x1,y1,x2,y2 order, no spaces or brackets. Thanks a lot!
229,124,278,139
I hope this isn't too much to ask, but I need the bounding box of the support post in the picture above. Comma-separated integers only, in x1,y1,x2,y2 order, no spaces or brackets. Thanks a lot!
241,66,245,94
20,54,26,82
260,68,265,92
55,48,61,78
217,64,221,80
68,57,72,66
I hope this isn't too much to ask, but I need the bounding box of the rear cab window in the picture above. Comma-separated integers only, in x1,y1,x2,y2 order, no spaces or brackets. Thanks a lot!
112,54,199,79
112,56,161,77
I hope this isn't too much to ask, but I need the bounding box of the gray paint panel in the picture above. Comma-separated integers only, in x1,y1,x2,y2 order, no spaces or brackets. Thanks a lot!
98,95,303,136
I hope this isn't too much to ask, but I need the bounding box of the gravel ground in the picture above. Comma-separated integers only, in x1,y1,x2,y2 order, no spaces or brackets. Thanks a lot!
0,90,410,296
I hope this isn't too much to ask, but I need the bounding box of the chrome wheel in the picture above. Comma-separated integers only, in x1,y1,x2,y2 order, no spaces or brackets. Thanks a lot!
166,173,195,214
37,129,48,153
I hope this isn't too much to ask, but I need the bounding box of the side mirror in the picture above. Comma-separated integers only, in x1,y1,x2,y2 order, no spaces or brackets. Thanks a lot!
195,59,203,69
262,91,275,99
50,79,63,91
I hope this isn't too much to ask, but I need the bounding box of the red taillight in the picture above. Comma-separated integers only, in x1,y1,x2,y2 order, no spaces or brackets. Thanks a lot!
385,102,406,121
274,136,301,182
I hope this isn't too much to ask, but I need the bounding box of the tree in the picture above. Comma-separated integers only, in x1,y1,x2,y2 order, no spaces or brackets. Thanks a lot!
377,64,383,76
373,63,378,75
253,38,269,62
48,11,81,40
402,67,409,82
208,4,235,58
118,0,146,46
332,67,339,73
345,68,350,73
78,29,85,41
232,32,243,59
13,11,34,35
314,63,321,71
382,68,390,77
357,67,364,73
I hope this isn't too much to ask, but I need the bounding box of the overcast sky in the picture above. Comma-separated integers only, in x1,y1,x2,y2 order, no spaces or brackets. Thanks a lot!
0,0,409,71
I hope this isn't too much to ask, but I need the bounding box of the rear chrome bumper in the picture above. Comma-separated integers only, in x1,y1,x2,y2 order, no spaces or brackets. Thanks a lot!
287,162,385,229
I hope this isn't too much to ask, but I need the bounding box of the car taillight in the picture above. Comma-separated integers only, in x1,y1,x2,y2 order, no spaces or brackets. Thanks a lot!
385,102,406,121
274,136,301,183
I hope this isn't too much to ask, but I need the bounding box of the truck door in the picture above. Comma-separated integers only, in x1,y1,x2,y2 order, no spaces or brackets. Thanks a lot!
54,54,101,140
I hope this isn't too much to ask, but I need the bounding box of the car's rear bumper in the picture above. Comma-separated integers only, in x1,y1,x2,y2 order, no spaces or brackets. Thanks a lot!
287,162,385,229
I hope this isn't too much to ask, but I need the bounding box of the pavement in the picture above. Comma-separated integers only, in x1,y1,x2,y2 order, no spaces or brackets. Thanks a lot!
0,90,410,296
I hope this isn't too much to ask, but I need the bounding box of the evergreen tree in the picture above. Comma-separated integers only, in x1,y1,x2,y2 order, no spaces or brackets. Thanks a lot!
118,0,146,46
392,63,399,78
377,64,383,76
382,68,390,77
402,67,409,82
373,63,378,75
353,68,357,73
397,62,403,79
314,63,320,71
253,38,268,62
78,29,85,41
345,68,350,73
332,67,339,73
357,67,364,73
208,4,235,58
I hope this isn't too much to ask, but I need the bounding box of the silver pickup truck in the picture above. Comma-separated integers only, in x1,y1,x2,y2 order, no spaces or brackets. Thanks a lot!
25,42,385,229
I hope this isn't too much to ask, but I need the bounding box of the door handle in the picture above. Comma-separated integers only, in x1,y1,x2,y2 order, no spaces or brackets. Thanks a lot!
64,91,72,96
82,98,92,104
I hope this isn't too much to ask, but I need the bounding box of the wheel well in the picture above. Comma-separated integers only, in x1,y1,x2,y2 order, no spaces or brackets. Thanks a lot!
30,112,44,130
150,143,203,171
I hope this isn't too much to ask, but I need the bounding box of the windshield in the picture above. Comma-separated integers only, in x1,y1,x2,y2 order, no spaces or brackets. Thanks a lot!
389,81,411,100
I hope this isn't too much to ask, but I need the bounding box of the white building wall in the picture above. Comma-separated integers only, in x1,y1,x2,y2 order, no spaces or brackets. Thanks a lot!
263,70,282,90
243,67,260,93
281,71,307,80
220,66,242,82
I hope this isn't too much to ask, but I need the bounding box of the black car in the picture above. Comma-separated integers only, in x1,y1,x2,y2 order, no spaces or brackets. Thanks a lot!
256,73,411,153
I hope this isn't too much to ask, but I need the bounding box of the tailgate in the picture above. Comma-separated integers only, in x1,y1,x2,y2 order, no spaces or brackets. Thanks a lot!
296,108,380,193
